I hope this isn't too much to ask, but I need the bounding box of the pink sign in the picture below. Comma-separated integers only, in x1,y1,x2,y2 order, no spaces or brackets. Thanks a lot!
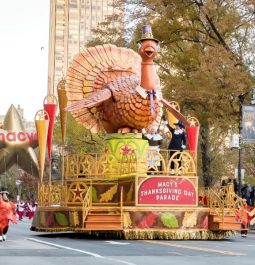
138,177,196,205
0,131,37,144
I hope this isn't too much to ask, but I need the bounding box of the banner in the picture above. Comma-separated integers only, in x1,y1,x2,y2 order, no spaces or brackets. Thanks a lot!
186,117,200,152
57,82,67,145
166,101,180,127
186,127,199,152
35,110,49,182
242,105,255,143
43,95,58,159
138,177,197,206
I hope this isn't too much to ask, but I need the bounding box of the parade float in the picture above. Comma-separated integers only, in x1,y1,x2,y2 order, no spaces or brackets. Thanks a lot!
31,26,247,240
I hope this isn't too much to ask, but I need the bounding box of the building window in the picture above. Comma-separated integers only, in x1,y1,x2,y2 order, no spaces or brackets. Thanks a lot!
69,3,77,8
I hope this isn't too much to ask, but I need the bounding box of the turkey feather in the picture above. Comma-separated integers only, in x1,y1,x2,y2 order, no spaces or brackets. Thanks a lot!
66,89,112,112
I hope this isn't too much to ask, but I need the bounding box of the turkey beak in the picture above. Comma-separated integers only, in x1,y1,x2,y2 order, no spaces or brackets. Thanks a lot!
144,47,155,57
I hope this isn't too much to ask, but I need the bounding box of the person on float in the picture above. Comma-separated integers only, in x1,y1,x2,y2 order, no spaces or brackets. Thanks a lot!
0,190,17,241
143,127,163,173
163,116,187,175
143,127,163,151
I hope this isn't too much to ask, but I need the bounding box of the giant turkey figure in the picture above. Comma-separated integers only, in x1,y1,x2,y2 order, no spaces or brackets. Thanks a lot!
66,25,188,133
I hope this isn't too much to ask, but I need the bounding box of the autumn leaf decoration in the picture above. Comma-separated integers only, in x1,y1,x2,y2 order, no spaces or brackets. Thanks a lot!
182,212,197,228
137,212,157,229
55,212,69,226
69,211,80,226
47,212,55,226
123,212,132,228
39,212,47,227
92,187,99,202
160,212,179,228
199,216,208,229
99,184,118,202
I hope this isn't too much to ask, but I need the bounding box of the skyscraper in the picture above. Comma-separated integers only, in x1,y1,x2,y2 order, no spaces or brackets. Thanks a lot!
48,0,117,95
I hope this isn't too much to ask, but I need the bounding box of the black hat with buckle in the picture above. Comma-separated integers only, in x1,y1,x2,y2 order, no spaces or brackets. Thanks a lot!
174,120,185,128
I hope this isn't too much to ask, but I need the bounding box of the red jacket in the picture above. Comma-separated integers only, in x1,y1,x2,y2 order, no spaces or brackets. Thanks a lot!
0,200,17,233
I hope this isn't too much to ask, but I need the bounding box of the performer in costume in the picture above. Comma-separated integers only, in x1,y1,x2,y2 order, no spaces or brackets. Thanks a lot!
24,201,30,218
163,116,187,175
0,189,17,241
143,127,163,173
143,127,163,152
27,200,36,219
17,200,25,220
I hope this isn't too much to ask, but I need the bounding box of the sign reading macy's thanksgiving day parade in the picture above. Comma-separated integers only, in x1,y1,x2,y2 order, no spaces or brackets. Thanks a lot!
138,177,197,205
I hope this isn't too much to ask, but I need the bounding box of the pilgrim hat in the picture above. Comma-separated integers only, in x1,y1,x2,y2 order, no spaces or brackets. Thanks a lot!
137,25,160,43
174,120,185,128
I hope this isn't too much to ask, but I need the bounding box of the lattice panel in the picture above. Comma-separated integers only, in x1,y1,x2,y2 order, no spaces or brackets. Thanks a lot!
119,151,137,175
65,154,95,177
146,150,166,173
167,151,196,175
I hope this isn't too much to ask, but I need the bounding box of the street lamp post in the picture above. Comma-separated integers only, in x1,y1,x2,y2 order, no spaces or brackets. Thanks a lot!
15,179,22,201
237,94,245,196
16,168,24,201
237,88,255,196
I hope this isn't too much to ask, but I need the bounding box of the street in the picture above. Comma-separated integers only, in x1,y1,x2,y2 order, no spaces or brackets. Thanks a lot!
0,218,255,265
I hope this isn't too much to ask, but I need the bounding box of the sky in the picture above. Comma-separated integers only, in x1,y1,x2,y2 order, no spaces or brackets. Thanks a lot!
0,0,50,121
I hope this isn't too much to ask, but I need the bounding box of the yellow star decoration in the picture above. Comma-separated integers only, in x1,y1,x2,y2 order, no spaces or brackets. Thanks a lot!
69,183,87,203
0,105,39,176
187,117,200,127
170,101,180,111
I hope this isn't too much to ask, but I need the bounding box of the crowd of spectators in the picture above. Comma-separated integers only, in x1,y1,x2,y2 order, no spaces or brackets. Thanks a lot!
222,179,255,207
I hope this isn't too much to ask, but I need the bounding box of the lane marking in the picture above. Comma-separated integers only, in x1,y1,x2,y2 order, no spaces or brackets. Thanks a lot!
105,257,136,265
28,238,137,265
28,238,102,257
144,240,246,256
0,239,55,250
104,241,130,245
167,251,184,256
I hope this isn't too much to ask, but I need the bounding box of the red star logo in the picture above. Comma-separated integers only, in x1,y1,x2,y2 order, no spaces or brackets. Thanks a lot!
74,188,83,198
71,184,85,202
120,145,133,154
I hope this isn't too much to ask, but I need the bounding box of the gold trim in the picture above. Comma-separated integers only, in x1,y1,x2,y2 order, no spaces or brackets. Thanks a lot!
32,227,235,240
64,150,196,179
187,117,200,127
82,186,92,228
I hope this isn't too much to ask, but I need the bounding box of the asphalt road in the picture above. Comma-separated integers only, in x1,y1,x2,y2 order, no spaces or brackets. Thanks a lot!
1,218,255,265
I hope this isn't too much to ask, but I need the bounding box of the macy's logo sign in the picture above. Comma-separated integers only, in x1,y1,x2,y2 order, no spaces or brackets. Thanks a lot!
0,131,38,144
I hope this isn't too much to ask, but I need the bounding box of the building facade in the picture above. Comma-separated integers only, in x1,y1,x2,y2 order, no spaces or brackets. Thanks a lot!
48,0,116,95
